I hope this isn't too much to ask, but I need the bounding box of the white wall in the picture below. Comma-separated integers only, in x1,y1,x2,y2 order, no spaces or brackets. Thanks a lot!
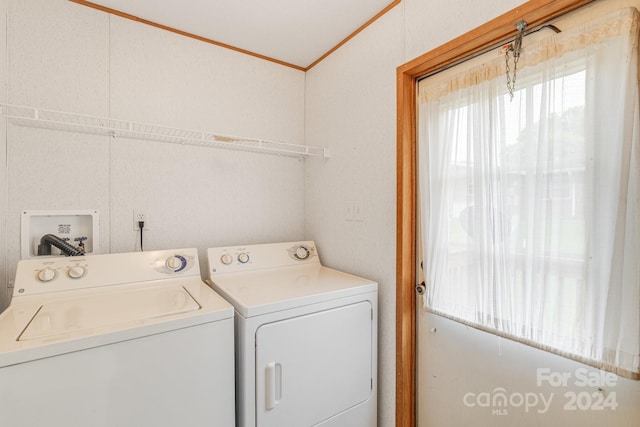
304,5,403,426
0,0,306,308
304,0,640,426
304,0,523,424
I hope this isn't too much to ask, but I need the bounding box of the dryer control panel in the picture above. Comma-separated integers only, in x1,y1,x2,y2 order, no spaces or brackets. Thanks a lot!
207,241,319,275
13,248,199,297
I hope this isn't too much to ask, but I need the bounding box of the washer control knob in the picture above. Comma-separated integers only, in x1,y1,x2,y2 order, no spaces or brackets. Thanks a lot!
67,265,87,279
238,252,250,264
37,268,56,282
165,256,186,272
294,245,310,260
220,254,233,265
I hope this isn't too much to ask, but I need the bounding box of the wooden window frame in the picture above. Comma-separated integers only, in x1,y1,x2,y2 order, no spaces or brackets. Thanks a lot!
395,1,595,425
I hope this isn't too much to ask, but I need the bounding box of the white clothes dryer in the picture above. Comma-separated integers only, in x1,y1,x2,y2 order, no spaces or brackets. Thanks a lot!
0,248,235,427
206,241,378,427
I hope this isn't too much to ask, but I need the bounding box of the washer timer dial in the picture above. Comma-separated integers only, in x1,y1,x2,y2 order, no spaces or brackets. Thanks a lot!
165,255,187,272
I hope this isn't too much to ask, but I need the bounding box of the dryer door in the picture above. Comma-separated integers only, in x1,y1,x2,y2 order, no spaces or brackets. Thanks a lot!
255,301,373,427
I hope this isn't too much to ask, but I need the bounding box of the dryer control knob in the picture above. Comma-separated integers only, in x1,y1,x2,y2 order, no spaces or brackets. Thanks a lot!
294,246,310,260
37,268,56,282
165,256,186,272
220,254,233,265
67,265,87,279
238,252,250,264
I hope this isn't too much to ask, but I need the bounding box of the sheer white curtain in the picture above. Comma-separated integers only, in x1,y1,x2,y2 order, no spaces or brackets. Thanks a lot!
418,7,640,379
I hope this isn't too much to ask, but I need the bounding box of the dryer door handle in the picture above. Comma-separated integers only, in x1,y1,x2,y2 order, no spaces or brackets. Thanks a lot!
265,361,282,410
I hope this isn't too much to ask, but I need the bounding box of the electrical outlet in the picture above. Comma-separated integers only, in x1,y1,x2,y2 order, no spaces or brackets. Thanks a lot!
133,211,150,231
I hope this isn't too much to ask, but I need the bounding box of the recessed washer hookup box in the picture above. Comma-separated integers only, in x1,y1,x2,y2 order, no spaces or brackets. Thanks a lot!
21,209,99,259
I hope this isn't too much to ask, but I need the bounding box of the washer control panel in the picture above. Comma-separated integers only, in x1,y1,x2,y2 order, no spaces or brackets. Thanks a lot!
31,259,90,287
207,241,319,275
13,248,199,297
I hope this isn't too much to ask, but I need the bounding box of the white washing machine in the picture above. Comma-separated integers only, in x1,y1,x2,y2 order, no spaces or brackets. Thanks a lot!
0,248,235,427
205,241,378,427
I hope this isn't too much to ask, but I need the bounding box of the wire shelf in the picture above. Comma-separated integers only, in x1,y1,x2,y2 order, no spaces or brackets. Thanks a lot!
0,104,330,159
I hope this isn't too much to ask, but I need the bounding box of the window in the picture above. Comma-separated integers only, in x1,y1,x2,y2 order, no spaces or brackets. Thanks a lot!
417,8,640,379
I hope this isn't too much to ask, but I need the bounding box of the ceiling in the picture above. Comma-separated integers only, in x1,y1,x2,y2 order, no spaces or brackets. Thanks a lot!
73,0,400,71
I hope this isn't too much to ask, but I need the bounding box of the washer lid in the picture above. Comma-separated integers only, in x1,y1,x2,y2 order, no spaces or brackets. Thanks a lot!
19,283,200,341
208,264,377,317
0,277,233,367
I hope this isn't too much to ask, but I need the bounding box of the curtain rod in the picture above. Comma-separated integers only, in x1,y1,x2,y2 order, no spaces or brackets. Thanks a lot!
417,23,562,82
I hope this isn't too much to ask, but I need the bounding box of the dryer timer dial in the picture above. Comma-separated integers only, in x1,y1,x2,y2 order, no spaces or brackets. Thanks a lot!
294,245,311,260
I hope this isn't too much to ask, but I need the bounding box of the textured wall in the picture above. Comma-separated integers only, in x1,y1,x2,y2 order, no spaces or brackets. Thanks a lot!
304,0,640,426
304,5,403,425
304,1,522,423
1,0,306,308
